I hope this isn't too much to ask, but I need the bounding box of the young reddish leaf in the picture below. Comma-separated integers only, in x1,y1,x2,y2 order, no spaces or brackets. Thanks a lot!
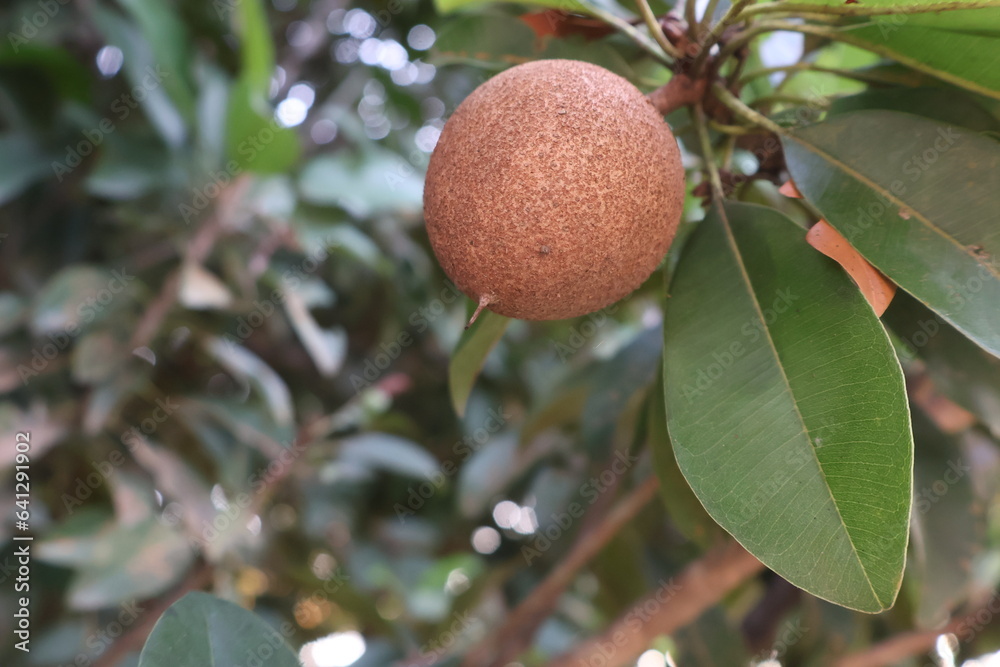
910,375,976,435
778,179,803,199
519,11,614,40
807,220,897,317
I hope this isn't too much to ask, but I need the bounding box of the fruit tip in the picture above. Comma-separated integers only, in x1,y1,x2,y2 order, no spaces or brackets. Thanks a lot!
465,295,491,329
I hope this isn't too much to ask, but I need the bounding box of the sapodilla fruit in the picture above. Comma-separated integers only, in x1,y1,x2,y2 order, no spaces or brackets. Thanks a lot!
423,59,685,322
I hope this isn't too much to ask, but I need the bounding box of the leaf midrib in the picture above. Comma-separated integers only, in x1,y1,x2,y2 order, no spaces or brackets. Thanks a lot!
717,203,884,609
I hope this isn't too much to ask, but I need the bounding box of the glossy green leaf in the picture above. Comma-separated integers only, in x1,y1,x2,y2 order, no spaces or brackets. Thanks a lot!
783,110,1000,358
138,592,299,667
781,1,1000,33
848,24,1000,99
663,202,912,612
225,79,300,174
828,87,999,133
449,309,509,416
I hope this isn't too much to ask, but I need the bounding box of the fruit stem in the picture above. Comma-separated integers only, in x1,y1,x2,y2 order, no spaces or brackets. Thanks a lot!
634,0,683,60
693,104,725,202
646,73,707,116
710,83,787,136
466,295,492,330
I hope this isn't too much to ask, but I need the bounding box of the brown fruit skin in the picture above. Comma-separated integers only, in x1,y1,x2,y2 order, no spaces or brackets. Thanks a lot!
423,59,685,321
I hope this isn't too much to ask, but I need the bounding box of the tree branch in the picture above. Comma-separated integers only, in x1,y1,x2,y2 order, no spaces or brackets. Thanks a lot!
458,475,661,667
547,540,764,667
128,175,250,351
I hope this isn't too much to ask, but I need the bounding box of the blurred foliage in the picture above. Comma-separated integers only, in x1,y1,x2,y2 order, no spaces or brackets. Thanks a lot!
0,0,999,666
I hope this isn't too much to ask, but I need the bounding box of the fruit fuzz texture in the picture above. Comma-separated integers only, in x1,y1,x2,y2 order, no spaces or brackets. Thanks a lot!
423,59,686,321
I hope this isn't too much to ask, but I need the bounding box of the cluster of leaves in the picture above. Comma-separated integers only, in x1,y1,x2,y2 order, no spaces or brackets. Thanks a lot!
0,0,999,666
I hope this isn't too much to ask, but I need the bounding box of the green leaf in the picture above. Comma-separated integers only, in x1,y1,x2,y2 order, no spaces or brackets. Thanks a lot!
449,309,510,416
828,87,1000,133
232,0,275,96
32,265,130,336
782,1,1000,33
88,5,188,146
298,148,423,217
138,592,300,667
339,433,441,480
117,0,196,116
222,0,299,173
647,378,724,548
225,79,300,174
783,110,1000,358
39,518,195,610
663,202,912,612
847,23,1000,99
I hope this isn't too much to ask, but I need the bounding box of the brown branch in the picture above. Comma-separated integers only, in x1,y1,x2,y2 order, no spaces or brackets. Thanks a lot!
830,608,992,667
831,628,947,667
457,475,661,667
547,540,764,667
128,175,250,351
647,72,708,116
